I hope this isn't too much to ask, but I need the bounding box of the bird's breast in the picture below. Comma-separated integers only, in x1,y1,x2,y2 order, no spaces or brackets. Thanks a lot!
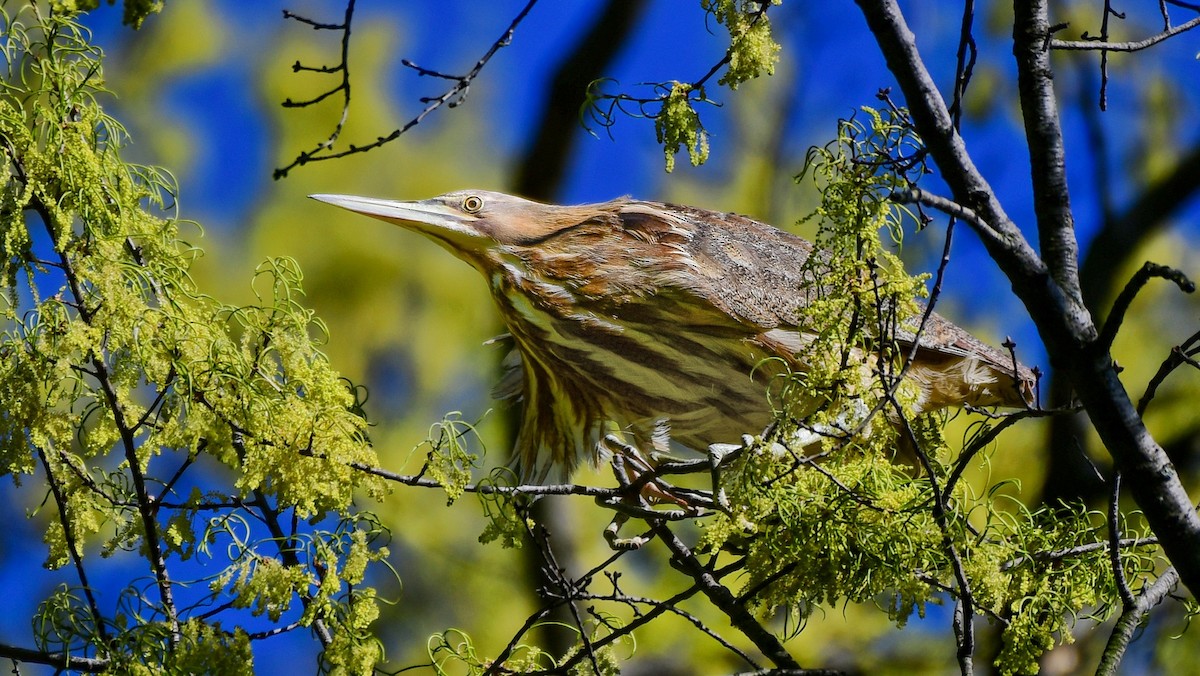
491,269,776,450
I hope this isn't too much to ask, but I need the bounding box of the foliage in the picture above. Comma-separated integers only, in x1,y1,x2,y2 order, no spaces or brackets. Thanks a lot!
650,0,782,171
51,0,160,28
649,0,781,172
0,4,388,671
416,411,486,505
654,82,710,173
701,0,782,88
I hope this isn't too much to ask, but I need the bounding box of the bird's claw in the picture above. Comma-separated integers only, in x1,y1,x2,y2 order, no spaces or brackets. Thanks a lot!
603,513,651,550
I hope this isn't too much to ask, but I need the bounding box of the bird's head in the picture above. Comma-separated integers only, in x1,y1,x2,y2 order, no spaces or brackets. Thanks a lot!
310,190,613,268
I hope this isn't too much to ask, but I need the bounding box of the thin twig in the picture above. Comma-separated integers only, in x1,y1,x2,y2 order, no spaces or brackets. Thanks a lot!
529,521,602,674
887,396,974,676
1107,472,1137,609
1050,15,1200,51
275,0,539,178
649,520,802,670
947,0,977,127
1095,0,1119,108
274,1,356,179
582,2,777,136
543,580,715,674
1137,331,1200,415
35,446,110,644
41,199,181,642
1097,262,1195,354
246,486,333,648
940,412,1026,504
890,188,1002,243
1000,536,1159,572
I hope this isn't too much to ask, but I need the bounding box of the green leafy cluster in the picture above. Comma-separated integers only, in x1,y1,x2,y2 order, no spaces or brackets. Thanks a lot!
700,432,946,625
50,0,162,28
651,1,781,171
703,421,1156,674
696,108,1156,675
159,619,254,676
429,629,556,675
475,470,534,549
418,410,487,504
0,5,388,670
414,410,537,548
764,106,931,443
702,0,782,88
654,82,710,173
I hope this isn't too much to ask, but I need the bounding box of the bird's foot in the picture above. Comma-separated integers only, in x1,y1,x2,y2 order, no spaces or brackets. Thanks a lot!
596,434,708,550
603,434,702,510
603,512,651,550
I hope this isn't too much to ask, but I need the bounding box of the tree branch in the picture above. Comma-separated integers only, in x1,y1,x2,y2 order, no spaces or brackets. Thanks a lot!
1051,15,1200,51
648,520,802,671
1042,138,1200,508
891,188,999,241
35,446,109,644
1097,262,1195,353
853,1,1047,278
41,202,181,642
855,0,1200,599
275,0,540,179
0,642,108,672
247,486,334,648
1095,567,1180,676
1013,0,1083,302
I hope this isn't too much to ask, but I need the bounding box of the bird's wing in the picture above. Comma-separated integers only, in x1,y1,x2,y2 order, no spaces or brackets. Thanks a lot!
622,201,1034,406
618,201,822,326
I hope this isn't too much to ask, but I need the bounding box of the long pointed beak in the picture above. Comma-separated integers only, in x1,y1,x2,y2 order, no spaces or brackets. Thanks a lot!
309,194,484,241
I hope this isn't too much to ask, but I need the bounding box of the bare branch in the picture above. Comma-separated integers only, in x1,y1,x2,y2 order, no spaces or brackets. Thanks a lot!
275,1,356,179
1137,331,1200,415
649,520,802,671
275,0,539,179
853,0,1047,280
1097,262,1196,353
1108,473,1138,609
0,642,108,672
1014,0,1083,302
1051,15,1200,51
347,460,625,500
1096,567,1180,676
946,0,978,128
890,188,1000,241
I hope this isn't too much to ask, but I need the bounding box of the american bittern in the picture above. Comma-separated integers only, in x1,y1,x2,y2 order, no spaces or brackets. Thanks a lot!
312,190,1034,481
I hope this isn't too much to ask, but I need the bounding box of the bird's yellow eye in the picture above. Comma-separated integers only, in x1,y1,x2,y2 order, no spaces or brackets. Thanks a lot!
462,195,484,213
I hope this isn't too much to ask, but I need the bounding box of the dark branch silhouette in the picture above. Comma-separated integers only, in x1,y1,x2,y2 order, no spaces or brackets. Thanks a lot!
274,0,540,179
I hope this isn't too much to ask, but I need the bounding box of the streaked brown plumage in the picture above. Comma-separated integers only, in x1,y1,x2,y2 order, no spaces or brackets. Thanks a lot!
311,190,1034,481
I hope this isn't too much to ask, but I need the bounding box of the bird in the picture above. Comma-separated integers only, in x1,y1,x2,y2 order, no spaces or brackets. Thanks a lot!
311,190,1035,482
